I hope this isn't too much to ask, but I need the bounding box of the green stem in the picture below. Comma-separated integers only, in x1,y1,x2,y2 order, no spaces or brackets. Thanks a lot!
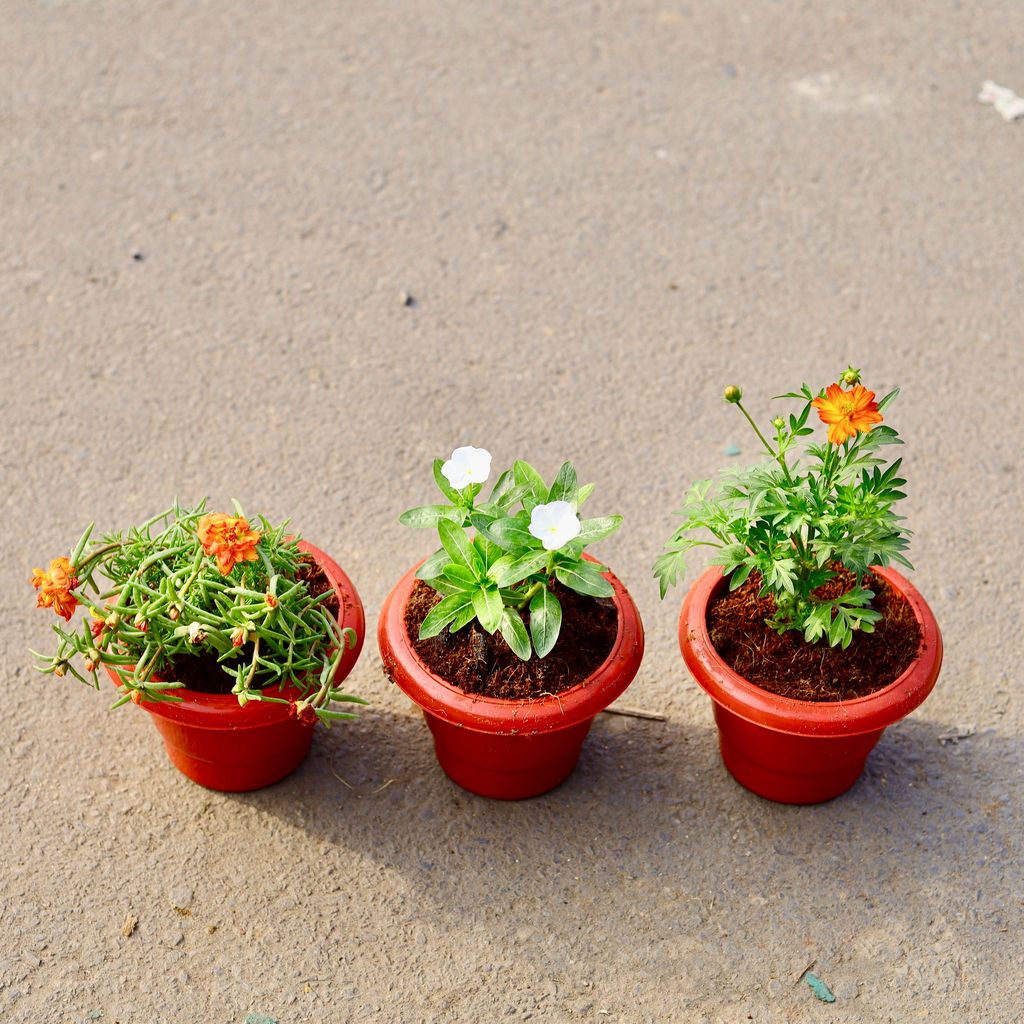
517,552,556,610
735,401,794,485
75,542,123,573
242,636,261,691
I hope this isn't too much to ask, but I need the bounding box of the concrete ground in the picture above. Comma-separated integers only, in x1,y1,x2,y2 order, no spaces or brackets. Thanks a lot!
2,2,1022,1021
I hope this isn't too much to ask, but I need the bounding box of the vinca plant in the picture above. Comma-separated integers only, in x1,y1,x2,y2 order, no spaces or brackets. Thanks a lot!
30,500,364,725
654,368,912,649
400,447,622,660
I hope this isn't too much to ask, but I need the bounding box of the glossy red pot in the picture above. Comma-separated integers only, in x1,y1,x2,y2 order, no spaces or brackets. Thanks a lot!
679,566,942,804
107,541,364,792
378,556,644,800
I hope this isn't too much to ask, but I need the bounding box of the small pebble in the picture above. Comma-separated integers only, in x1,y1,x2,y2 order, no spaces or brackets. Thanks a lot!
168,885,193,909
131,251,144,262
400,290,416,307
834,980,860,1000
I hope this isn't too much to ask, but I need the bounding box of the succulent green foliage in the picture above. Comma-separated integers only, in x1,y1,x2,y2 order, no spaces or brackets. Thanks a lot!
30,500,364,724
654,377,912,649
401,457,622,660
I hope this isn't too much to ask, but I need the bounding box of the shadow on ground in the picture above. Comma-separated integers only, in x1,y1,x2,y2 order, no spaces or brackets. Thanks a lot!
234,704,1018,925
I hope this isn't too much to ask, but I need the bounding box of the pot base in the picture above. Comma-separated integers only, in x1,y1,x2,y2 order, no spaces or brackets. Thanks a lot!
713,703,884,804
424,711,593,800
150,713,315,792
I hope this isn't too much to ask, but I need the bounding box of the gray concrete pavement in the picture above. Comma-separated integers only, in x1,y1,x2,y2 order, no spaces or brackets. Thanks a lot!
2,2,1022,1021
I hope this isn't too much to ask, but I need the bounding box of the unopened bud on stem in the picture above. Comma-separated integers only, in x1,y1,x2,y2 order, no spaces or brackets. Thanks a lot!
723,385,743,404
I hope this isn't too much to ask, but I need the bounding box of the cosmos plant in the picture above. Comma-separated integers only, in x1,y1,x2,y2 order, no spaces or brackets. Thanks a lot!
655,368,911,648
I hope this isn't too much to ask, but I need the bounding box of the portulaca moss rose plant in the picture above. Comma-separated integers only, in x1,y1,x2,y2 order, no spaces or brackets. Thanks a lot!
399,447,622,660
30,500,364,725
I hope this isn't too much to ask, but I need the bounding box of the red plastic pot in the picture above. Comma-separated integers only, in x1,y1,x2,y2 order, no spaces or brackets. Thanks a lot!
679,566,942,804
378,556,644,800
106,541,364,792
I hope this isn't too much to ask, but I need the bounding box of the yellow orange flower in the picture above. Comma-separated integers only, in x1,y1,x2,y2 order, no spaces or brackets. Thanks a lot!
197,513,262,575
30,557,80,621
812,383,883,445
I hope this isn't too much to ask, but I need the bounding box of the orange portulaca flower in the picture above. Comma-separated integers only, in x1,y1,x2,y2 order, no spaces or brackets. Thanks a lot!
30,557,80,621
812,383,883,446
197,513,262,576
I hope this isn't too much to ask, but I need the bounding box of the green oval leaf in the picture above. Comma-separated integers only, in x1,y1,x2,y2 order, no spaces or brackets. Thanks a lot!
554,561,613,598
499,608,531,660
529,587,562,658
399,505,463,529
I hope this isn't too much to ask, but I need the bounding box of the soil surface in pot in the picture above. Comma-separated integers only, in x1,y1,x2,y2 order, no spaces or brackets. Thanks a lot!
707,568,923,701
405,579,617,699
164,556,339,695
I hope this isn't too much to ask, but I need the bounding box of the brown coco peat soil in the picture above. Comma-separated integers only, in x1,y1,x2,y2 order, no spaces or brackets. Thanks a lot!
707,568,922,702
167,556,338,694
405,579,618,699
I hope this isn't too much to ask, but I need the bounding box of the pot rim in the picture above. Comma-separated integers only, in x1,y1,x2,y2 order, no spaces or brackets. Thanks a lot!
679,565,942,737
105,539,365,730
378,553,645,735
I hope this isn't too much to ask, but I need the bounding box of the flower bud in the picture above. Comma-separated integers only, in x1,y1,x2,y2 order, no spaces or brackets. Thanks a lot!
293,700,318,726
840,366,862,386
105,613,120,629
130,689,143,705
265,592,278,609
238,692,250,708
231,626,248,648
168,605,181,621
723,385,743,404
187,621,205,645
53,660,67,678
771,417,785,429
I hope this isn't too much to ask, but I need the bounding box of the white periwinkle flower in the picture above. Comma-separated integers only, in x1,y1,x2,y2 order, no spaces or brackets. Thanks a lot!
529,501,582,551
441,446,492,489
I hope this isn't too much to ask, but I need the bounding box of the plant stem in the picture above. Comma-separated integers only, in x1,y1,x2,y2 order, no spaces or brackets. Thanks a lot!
735,400,794,485
75,542,123,573
243,636,261,691
516,552,556,610
735,401,775,456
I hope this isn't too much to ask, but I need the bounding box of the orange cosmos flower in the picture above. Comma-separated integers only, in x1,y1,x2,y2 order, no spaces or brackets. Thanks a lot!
811,383,883,445
30,557,80,621
197,513,262,575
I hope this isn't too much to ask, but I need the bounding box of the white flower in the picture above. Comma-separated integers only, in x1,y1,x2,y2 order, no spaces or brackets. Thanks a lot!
529,501,581,551
441,446,492,490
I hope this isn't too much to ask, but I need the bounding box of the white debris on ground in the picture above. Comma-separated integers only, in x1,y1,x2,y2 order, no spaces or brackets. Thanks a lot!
978,80,1024,122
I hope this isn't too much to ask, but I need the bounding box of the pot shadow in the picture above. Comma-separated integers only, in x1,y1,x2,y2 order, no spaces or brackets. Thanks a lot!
234,702,1020,931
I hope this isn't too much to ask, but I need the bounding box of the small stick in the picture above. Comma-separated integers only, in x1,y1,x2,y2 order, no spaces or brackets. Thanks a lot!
372,778,396,795
795,959,817,985
602,705,667,722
